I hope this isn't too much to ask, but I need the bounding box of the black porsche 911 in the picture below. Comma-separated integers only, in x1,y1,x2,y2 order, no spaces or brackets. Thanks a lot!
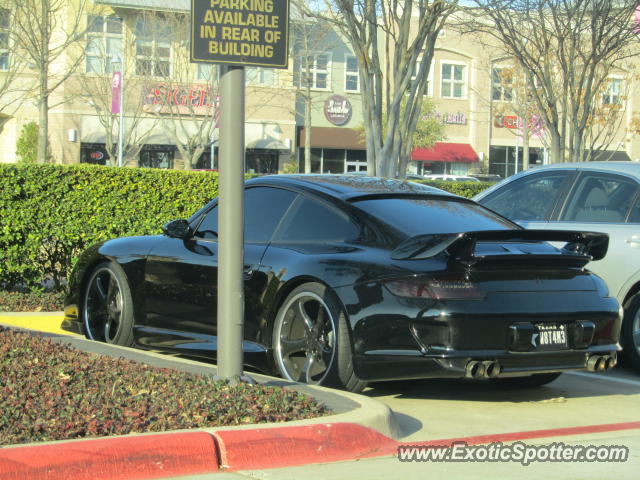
63,175,622,392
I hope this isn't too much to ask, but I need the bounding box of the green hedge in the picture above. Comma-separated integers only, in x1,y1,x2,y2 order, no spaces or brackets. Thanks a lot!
414,179,492,198
0,164,219,290
0,164,491,291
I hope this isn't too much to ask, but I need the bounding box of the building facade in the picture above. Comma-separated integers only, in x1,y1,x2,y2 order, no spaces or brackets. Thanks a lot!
0,1,638,179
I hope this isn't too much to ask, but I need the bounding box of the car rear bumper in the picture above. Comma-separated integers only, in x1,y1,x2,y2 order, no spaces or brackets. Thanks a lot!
353,345,620,382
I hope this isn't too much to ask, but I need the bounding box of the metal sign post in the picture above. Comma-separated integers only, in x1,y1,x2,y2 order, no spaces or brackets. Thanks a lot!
217,64,245,379
190,0,289,381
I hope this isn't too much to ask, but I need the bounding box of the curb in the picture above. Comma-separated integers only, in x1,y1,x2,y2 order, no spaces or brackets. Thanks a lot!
0,432,219,480
3,421,640,479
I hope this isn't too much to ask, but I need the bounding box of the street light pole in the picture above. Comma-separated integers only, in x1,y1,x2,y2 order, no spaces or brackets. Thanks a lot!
117,52,125,168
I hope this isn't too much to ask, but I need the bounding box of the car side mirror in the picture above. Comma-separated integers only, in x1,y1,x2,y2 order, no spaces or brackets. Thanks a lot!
162,219,192,239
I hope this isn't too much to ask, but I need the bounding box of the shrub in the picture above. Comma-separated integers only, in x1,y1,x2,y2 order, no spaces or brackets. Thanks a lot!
0,327,328,446
15,122,39,164
413,179,492,198
0,290,65,312
0,164,219,290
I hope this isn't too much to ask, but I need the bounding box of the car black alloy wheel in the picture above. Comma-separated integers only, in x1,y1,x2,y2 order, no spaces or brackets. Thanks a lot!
272,282,366,392
83,262,134,346
623,294,640,371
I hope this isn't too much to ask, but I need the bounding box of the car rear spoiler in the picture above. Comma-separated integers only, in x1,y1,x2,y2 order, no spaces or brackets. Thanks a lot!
391,229,609,265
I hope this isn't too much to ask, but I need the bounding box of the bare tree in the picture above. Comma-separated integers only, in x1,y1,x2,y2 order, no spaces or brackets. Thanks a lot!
71,13,156,165
489,63,543,169
290,12,339,173
302,0,457,178
136,10,219,170
11,0,92,163
469,0,639,163
0,2,34,122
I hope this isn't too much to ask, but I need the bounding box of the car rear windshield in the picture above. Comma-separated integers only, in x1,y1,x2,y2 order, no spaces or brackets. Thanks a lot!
353,196,516,237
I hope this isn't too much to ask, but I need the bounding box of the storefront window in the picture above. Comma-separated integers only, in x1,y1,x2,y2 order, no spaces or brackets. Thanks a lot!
246,149,279,174
489,146,542,178
323,149,345,173
299,148,367,174
195,147,218,170
139,145,175,169
80,143,110,165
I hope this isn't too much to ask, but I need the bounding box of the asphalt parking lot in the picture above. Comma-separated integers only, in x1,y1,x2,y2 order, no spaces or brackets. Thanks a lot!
364,366,640,442
226,367,639,480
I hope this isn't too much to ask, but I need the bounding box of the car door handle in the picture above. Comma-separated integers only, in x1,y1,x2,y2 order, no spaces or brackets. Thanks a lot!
626,235,640,247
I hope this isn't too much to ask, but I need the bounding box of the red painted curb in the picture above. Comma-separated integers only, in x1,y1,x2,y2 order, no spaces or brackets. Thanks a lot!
212,423,397,470
2,421,639,477
0,432,219,480
214,420,640,471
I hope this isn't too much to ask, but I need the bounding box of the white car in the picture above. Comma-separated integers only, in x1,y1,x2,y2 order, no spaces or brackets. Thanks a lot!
474,161,640,371
423,174,480,182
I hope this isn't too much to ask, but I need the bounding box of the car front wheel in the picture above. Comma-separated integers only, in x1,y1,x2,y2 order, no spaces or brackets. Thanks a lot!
83,262,134,346
272,282,366,392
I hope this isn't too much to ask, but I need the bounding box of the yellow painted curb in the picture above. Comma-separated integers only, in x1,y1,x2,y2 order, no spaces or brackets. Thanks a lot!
0,313,76,336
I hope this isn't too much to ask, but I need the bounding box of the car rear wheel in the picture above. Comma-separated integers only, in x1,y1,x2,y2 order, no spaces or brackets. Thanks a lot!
272,282,366,393
490,372,562,388
622,294,640,371
83,262,134,346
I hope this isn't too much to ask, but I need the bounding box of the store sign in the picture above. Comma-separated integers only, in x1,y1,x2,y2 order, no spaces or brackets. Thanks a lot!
494,114,545,136
191,0,290,68
324,95,352,126
143,83,220,117
89,151,104,160
436,111,467,125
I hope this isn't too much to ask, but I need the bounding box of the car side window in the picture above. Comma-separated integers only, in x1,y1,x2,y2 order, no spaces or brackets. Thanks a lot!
560,173,638,223
194,206,218,239
628,197,640,223
193,187,298,242
275,196,359,243
244,187,298,243
480,171,570,221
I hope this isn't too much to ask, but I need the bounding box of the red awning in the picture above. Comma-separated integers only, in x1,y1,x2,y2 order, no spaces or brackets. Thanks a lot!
411,142,479,163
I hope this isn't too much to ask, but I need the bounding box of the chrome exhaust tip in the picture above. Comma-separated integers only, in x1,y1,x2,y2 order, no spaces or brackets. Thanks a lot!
466,360,486,379
587,355,602,372
482,360,501,378
605,354,617,370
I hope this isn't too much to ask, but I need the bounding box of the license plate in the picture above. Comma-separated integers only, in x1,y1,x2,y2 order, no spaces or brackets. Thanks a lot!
534,323,568,350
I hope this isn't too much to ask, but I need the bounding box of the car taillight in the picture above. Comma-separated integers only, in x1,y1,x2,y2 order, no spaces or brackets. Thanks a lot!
385,277,485,300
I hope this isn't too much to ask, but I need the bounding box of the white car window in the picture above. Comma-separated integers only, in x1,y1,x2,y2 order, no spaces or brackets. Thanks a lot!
560,173,638,223
481,171,570,221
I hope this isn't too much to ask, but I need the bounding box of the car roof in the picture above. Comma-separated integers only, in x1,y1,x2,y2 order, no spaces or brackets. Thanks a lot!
520,161,640,179
246,174,458,201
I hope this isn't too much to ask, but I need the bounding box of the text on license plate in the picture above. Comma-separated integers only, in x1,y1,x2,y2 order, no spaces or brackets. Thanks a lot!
535,324,567,347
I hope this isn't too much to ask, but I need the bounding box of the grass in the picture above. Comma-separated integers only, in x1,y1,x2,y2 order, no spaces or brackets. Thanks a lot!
0,327,329,446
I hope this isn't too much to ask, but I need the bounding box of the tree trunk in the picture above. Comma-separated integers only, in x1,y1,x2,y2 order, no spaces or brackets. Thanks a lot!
304,90,312,173
37,95,48,163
